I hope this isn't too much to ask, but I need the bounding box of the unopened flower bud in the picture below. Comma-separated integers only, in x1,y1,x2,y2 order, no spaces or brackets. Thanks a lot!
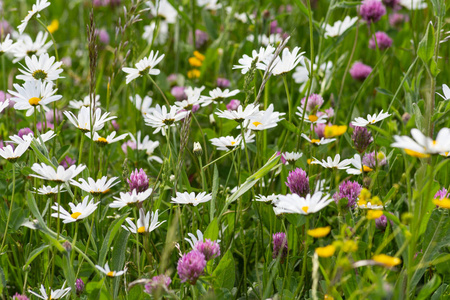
209,114,216,125
193,142,202,156
402,112,411,123
63,241,72,252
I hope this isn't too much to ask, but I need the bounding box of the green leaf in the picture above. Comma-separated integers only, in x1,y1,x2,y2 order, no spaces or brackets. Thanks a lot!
416,275,441,300
212,250,235,291
98,214,128,267
23,244,50,270
112,230,130,298
418,22,435,63
57,145,71,162
204,218,219,241
210,164,219,220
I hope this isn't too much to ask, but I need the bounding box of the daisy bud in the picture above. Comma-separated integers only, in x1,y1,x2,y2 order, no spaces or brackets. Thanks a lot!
127,168,149,193
363,177,371,188
333,180,362,207
170,175,176,182
402,112,411,123
272,232,288,261
75,278,85,296
209,113,216,125
285,168,310,197
144,275,171,294
63,241,72,252
349,62,372,81
351,126,373,153
177,250,206,285
369,32,393,50
193,142,202,156
359,0,386,23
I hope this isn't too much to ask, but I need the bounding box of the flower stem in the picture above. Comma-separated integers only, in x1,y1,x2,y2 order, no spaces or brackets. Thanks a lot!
283,76,292,123
0,164,16,251
148,75,170,106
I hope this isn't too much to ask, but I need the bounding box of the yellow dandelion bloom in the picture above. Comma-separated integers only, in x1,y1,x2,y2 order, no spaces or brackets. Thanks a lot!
433,198,450,209
47,19,59,34
367,210,383,220
307,226,331,238
404,149,430,158
187,69,200,79
315,245,336,257
188,57,202,67
193,51,205,61
324,295,334,300
324,125,347,138
373,254,401,267
342,240,358,252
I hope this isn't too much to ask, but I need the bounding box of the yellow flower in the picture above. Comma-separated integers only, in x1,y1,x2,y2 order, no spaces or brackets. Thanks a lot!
433,198,450,209
187,69,200,79
324,125,347,138
370,196,382,205
307,226,331,238
404,149,430,158
193,51,205,61
358,188,371,205
373,254,401,267
47,19,59,34
188,57,202,67
324,295,334,300
367,210,383,220
342,240,358,252
315,245,336,257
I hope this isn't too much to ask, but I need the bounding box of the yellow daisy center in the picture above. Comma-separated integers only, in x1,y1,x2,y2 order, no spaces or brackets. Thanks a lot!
28,97,41,106
310,139,320,144
32,69,48,80
96,137,108,145
404,149,430,158
230,141,236,145
107,271,115,277
71,212,82,219
252,121,262,127
308,115,318,122
137,226,146,233
360,165,373,172
302,206,309,213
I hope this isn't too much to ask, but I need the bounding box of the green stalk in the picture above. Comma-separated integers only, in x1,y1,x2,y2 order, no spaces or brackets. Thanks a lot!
0,163,16,251
148,75,170,106
296,216,310,295
283,76,292,122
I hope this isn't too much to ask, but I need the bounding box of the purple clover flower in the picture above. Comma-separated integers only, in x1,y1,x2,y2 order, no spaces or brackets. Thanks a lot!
75,278,85,296
171,86,187,101
12,294,29,300
226,99,240,111
272,232,288,260
121,140,137,154
285,168,310,197
216,77,230,89
434,188,448,200
144,275,171,294
389,13,409,28
18,128,33,138
177,250,207,284
362,151,387,168
301,94,324,112
359,0,386,23
349,62,372,81
369,32,393,50
60,156,76,169
127,168,149,193
194,239,221,261
195,29,209,48
352,125,373,153
333,180,362,207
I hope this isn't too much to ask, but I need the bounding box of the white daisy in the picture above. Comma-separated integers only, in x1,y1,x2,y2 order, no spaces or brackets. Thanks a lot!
437,84,450,101
122,208,165,234
142,21,169,45
0,99,9,113
70,176,119,195
28,282,71,300
0,142,31,162
293,57,333,87
144,104,188,136
391,128,450,157
8,80,62,116
281,151,303,164
246,33,284,46
301,134,336,145
95,262,127,277
255,194,279,205
197,0,222,10
85,131,128,146
311,154,352,169
240,104,285,130
17,0,51,34
30,163,86,182
69,94,100,110
11,31,52,63
269,46,305,76
399,0,427,9
324,16,358,38
185,229,204,249
17,53,63,82
174,88,204,111
109,189,153,210
274,192,332,215
0,34,14,55
128,131,162,162
201,88,240,106
122,50,164,84
296,107,328,124
129,94,154,115
51,196,99,223
358,202,383,210
146,0,178,24
9,130,56,145
33,185,66,195
233,45,276,74
351,110,391,127
210,131,255,151
64,106,116,132
216,103,260,123
346,154,373,175
171,191,212,206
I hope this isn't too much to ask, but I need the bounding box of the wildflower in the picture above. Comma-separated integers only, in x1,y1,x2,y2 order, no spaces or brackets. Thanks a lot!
434,188,448,200
0,34,14,55
352,126,373,153
210,131,255,151
109,189,153,209
144,104,188,136
194,29,209,48
8,80,62,117
296,107,328,124
324,16,358,38
33,185,66,195
307,226,331,238
51,196,99,223
193,142,202,156
333,180,362,207
367,210,384,220
194,239,221,261
281,151,302,165
272,232,288,259
314,123,326,138
301,134,336,145
122,209,165,234
171,192,212,206
201,88,240,106
324,125,347,138
275,192,332,215
187,69,200,79
17,53,63,83
17,0,51,34
399,0,427,9
64,107,116,133
389,13,409,27
433,198,450,209
174,89,203,110
75,279,84,296
216,104,259,123
233,45,276,74
177,250,206,284
69,94,100,110
12,293,29,300
122,50,164,84
285,168,310,197
146,0,177,24
369,32,393,50
97,29,110,44
85,131,128,146
216,77,230,89
171,86,187,101
375,215,388,230
226,99,240,111
437,84,450,101
9,129,55,146
312,154,352,169
362,151,387,168
11,32,52,63
358,194,384,209
391,128,450,157
359,0,386,23
372,254,401,267
47,19,59,33
127,168,149,193
145,275,171,294
270,46,305,76
255,194,279,205
28,282,71,300
188,56,202,68
0,142,31,162
70,176,119,195
349,62,372,81
315,245,336,257
347,154,373,175
30,163,86,182
351,110,391,127
60,156,76,169
293,57,333,88
96,262,127,277
239,104,285,130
